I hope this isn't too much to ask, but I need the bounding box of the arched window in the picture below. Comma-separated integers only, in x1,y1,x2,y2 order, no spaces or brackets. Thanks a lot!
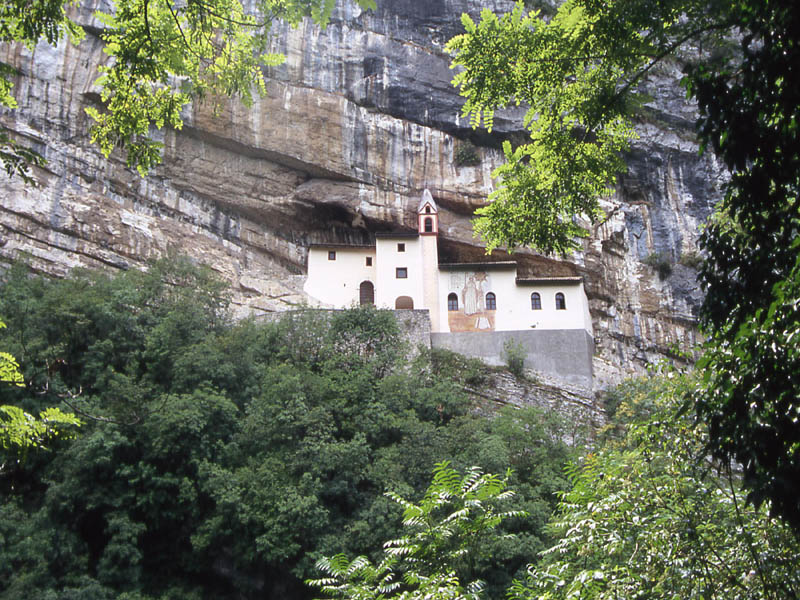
425,205,432,214
555,292,566,310
447,293,459,311
485,292,496,310
424,217,433,233
359,281,374,305
531,292,542,310
395,296,414,309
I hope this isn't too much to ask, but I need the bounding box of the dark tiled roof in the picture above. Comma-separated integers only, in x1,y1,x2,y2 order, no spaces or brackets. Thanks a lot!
438,261,517,270
375,231,420,239
515,277,583,284
309,243,375,249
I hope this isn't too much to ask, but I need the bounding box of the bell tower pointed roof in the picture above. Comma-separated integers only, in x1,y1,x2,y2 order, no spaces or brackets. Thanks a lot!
418,189,438,214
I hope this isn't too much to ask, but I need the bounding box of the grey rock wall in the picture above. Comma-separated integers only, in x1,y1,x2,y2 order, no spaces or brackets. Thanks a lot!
0,0,724,391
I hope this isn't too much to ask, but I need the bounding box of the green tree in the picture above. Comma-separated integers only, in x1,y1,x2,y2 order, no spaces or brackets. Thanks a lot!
1,0,376,179
685,0,800,531
1,319,79,460
448,0,800,529
308,461,526,600
509,374,800,600
446,0,728,254
0,321,23,387
2,264,577,598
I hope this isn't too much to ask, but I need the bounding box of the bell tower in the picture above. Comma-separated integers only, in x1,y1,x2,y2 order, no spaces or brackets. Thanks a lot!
418,189,441,331
418,189,439,235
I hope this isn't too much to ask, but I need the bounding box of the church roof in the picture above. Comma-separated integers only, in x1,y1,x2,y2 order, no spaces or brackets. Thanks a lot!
516,276,583,284
375,231,419,239
309,243,375,249
417,189,438,213
438,261,517,270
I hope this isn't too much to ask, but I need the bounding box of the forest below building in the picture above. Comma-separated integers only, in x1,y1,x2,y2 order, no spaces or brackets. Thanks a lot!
2,258,799,600
0,258,579,599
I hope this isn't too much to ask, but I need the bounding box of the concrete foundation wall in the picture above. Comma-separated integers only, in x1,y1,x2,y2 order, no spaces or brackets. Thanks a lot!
431,329,595,390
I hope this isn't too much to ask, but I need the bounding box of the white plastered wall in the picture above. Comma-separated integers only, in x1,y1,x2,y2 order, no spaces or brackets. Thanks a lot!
507,282,592,333
435,269,592,334
375,237,424,309
420,234,440,331
304,246,375,307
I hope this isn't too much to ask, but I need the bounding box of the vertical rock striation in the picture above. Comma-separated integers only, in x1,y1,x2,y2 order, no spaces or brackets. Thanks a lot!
0,0,724,390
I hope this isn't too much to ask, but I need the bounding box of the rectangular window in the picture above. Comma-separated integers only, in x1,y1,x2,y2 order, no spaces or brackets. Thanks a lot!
397,243,405,252
396,267,408,279
366,256,373,266
328,251,336,260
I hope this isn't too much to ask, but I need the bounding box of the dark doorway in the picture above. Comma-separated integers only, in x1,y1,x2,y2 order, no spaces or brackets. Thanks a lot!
360,281,375,305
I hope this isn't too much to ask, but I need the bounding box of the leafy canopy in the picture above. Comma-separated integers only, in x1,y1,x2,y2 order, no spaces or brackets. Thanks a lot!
1,0,376,179
309,461,526,600
446,0,729,254
508,374,800,600
310,373,800,600
449,0,800,531
686,0,800,531
0,261,577,599
0,319,80,460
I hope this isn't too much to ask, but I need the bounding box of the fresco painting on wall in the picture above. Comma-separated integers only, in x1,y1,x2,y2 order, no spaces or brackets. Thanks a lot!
447,271,496,332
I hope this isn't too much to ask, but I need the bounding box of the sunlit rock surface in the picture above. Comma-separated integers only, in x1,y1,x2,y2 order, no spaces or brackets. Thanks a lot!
0,0,725,390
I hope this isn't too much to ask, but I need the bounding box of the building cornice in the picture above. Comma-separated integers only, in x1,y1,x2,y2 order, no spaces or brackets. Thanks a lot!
515,276,583,284
309,243,375,249
438,261,518,270
375,231,420,239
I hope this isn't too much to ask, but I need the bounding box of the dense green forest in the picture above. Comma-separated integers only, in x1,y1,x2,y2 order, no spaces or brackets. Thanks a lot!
2,260,799,600
0,259,580,599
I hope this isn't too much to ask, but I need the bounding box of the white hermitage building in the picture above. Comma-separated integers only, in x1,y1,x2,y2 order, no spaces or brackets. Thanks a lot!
303,190,593,340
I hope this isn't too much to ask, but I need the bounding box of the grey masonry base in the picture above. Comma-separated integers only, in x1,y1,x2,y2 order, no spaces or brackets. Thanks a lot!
263,309,594,390
430,329,595,390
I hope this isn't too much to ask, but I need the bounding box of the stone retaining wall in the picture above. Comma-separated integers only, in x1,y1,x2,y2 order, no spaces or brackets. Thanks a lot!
431,329,594,390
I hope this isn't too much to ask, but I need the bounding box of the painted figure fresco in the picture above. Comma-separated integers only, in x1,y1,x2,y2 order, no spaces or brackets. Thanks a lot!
447,271,495,332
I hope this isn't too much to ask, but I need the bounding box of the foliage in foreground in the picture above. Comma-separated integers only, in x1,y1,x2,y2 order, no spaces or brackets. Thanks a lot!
446,0,717,254
688,0,800,529
448,0,800,531
309,461,525,600
511,373,800,600
0,319,80,463
311,373,800,600
0,259,576,600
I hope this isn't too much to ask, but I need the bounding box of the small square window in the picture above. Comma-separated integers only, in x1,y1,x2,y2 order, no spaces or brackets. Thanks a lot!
366,256,373,266
397,243,405,252
396,267,408,279
328,251,336,260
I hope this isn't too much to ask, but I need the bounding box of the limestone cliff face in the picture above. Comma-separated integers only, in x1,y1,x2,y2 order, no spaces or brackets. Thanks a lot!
0,0,725,390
